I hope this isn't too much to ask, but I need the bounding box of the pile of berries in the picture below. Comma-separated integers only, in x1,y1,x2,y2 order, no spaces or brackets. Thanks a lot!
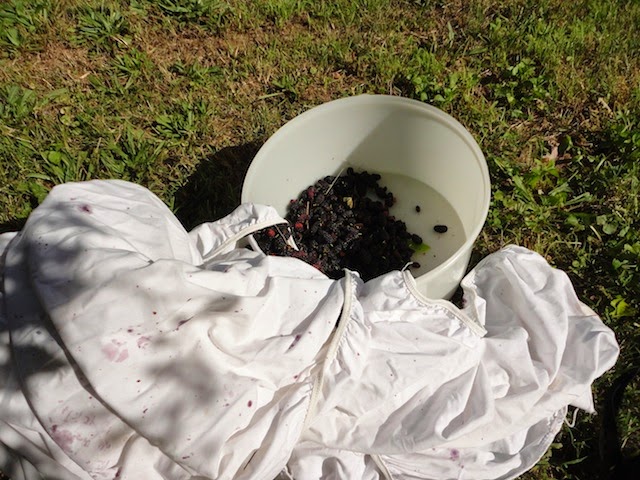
254,168,424,281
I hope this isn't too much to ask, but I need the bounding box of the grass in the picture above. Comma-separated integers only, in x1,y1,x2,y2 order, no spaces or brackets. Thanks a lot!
1,0,639,478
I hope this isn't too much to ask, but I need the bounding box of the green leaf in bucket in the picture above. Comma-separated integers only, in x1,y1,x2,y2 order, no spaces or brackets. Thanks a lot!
409,241,431,253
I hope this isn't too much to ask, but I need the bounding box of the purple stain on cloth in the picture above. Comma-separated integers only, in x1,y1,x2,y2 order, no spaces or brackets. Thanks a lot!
287,334,302,351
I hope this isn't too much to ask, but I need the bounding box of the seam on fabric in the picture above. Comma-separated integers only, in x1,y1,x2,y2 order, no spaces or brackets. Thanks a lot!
207,218,288,259
300,372,321,432
371,454,394,480
402,270,487,337
323,271,354,364
301,271,354,431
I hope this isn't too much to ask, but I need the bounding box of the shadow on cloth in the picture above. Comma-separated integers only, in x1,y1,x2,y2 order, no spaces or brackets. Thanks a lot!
1,186,251,479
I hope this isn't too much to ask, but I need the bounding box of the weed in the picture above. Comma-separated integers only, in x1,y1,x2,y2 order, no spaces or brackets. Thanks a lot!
75,3,130,53
486,58,552,118
154,0,230,30
0,0,53,53
169,60,223,86
100,126,165,181
258,0,313,25
40,148,85,184
271,74,299,101
112,48,157,91
153,100,211,142
0,85,37,125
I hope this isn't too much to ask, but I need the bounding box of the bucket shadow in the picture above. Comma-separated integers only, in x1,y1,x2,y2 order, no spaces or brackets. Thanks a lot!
174,141,263,231
0,217,27,235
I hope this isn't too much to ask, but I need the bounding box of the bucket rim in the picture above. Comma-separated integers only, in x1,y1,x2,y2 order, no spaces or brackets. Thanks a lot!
241,94,491,291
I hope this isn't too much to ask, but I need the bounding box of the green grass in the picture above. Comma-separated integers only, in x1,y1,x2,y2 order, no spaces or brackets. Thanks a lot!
1,0,639,478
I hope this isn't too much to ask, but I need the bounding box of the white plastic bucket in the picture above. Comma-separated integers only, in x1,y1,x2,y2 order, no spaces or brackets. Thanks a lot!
241,94,490,299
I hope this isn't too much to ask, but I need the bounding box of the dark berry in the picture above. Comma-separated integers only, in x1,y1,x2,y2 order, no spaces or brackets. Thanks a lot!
434,225,448,233
255,169,427,281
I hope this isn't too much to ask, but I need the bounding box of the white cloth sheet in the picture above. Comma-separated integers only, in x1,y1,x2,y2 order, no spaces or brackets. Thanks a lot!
0,180,618,480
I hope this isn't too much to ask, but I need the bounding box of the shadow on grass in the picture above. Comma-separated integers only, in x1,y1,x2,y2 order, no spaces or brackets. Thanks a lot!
174,141,264,231
0,218,27,236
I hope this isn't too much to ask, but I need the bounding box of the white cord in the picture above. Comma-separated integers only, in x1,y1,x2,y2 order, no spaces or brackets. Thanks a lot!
401,261,414,271
564,407,579,428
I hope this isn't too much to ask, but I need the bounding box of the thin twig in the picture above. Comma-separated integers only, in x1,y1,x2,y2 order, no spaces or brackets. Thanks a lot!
305,201,310,228
274,224,287,242
275,224,298,251
256,92,284,100
325,167,345,194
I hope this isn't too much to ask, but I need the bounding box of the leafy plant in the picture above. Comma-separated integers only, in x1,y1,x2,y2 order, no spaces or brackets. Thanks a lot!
153,100,211,142
271,74,299,101
112,48,156,91
40,148,86,184
487,58,552,118
0,0,53,52
155,0,229,29
100,126,165,181
169,61,223,86
0,85,37,125
75,3,130,53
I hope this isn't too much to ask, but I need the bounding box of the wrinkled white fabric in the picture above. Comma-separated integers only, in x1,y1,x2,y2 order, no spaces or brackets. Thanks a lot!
0,180,618,480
